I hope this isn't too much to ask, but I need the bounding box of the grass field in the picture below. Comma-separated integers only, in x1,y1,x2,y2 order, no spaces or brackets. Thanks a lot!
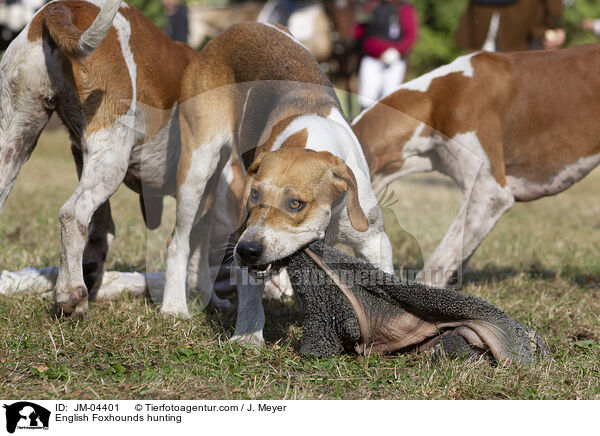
0,125,599,400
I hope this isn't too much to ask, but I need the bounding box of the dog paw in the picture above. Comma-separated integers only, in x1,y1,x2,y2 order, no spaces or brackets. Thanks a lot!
54,286,88,317
71,299,89,319
160,305,191,319
229,331,265,347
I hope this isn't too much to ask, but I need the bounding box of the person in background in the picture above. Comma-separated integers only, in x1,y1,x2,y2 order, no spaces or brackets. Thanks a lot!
582,18,600,37
163,0,188,44
354,0,418,109
455,0,565,52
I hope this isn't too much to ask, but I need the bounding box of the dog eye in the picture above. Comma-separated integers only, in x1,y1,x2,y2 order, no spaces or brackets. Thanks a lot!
288,199,305,211
42,96,56,109
250,188,259,201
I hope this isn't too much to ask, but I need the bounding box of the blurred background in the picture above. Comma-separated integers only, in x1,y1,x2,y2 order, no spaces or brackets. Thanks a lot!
132,0,600,76
2,0,600,118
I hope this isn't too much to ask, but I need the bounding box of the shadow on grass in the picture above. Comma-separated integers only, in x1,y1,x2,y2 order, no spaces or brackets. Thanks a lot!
571,272,600,288
410,175,459,190
463,262,600,288
108,261,147,272
462,264,556,284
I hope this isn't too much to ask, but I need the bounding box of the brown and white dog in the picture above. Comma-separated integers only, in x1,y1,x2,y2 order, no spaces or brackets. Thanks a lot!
0,0,206,316
352,45,600,286
163,22,393,345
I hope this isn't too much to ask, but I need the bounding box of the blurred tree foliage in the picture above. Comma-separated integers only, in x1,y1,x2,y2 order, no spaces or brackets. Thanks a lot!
408,0,600,77
563,0,600,46
408,0,467,78
127,0,165,28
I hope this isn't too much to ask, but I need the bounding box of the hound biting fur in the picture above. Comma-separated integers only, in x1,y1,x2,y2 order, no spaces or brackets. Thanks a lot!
285,241,548,364
163,22,393,346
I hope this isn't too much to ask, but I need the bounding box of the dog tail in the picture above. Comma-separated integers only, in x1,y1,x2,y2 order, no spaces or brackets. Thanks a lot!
43,0,122,59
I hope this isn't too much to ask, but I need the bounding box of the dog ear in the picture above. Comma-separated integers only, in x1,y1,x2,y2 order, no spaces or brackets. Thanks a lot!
329,157,369,232
241,152,266,209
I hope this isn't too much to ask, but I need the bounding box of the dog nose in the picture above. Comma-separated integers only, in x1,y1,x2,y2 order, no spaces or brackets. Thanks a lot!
236,241,264,264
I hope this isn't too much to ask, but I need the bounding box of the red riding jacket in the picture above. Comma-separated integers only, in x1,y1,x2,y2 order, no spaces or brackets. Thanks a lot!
354,1,419,58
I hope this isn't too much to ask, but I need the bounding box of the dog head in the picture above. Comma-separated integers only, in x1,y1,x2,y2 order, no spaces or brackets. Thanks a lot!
235,148,368,268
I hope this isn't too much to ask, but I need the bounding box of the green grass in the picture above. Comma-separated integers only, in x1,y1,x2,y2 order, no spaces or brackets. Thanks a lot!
0,125,599,399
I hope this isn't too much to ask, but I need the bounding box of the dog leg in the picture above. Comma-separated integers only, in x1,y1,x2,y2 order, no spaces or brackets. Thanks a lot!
200,157,242,312
54,136,131,316
161,138,229,318
161,189,204,318
65,144,116,302
82,201,115,301
161,79,236,317
420,184,513,287
186,215,212,309
417,136,514,287
230,264,265,346
186,215,233,312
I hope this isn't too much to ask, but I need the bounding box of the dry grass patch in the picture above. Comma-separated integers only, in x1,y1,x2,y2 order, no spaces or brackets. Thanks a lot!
0,126,599,399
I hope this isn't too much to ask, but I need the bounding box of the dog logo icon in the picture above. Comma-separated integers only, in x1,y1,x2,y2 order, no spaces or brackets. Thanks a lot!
3,402,50,433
